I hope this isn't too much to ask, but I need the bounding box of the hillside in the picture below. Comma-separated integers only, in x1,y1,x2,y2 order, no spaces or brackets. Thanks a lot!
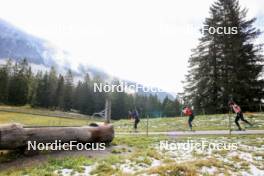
0,19,175,101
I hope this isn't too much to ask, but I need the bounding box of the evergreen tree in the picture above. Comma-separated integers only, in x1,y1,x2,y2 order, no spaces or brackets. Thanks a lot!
184,0,263,113
144,94,162,117
0,59,12,104
30,71,42,106
162,96,177,117
63,70,74,111
92,75,106,113
34,72,50,107
73,81,83,110
75,74,95,115
8,59,30,105
174,99,181,116
26,66,34,103
124,94,135,115
47,67,58,108
55,74,65,109
111,80,127,119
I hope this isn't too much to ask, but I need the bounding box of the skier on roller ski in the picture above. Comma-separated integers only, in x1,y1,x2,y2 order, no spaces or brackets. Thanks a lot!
228,100,253,131
182,106,195,131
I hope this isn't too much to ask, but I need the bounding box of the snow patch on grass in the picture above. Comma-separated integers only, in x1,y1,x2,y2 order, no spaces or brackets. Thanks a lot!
200,166,218,175
241,164,264,176
55,165,94,176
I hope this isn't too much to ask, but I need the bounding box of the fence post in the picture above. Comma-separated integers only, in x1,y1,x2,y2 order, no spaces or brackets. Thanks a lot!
228,110,231,135
105,98,111,123
146,115,149,137
260,104,262,112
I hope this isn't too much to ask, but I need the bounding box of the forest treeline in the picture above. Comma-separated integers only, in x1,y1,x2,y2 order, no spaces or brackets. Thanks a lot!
0,59,181,119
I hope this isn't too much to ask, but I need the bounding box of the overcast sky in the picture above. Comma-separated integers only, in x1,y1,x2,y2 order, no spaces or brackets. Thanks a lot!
0,0,263,93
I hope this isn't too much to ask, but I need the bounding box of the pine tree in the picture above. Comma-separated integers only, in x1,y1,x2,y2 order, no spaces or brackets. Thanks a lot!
55,74,65,109
0,59,12,104
124,94,134,114
26,66,34,103
30,71,42,106
111,80,127,119
63,70,74,111
75,74,95,115
8,59,30,105
34,72,50,107
92,75,106,113
47,67,58,108
162,96,176,117
73,81,83,110
184,0,263,113
144,94,162,117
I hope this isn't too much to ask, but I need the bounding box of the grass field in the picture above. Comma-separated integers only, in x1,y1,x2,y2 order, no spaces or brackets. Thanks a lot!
0,105,102,126
0,106,263,176
0,105,92,119
1,135,263,176
0,111,92,126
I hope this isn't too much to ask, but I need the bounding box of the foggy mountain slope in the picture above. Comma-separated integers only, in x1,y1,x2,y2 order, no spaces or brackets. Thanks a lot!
0,19,57,66
0,19,175,101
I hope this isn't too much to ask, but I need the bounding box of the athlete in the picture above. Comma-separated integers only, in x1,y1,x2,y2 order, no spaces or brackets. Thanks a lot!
131,109,140,131
182,106,195,131
228,101,252,130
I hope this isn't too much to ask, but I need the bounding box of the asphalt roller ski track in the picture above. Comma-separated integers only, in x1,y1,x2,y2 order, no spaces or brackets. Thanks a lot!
116,130,264,136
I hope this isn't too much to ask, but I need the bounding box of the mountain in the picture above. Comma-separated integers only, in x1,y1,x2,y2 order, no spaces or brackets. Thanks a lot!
0,18,175,101
0,19,57,66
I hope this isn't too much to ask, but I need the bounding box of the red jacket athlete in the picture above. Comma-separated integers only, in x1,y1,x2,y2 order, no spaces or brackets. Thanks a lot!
182,106,195,131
